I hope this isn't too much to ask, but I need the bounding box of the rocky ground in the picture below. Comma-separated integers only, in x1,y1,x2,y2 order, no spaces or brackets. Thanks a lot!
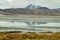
0,32,60,40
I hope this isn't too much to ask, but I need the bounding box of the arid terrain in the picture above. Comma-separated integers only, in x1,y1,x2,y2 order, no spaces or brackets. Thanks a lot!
0,32,60,40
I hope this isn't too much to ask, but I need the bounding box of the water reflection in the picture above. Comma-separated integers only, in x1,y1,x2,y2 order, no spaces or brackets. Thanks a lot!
0,21,60,27
0,21,60,32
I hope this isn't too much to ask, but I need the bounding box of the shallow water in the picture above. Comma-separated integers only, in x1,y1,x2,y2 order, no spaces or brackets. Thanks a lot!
0,21,60,32
0,21,60,27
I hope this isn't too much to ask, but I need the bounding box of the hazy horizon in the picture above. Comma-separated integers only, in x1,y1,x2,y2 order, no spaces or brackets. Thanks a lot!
0,0,60,9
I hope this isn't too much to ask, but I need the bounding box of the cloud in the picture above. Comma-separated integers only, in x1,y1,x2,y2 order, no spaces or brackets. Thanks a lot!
0,0,60,9
7,0,13,2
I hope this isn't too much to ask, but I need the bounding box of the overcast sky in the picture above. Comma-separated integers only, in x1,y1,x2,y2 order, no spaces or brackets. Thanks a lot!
0,0,60,9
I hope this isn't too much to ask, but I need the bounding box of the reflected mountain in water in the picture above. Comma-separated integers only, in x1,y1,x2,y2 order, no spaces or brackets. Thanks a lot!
25,22,47,26
0,21,60,27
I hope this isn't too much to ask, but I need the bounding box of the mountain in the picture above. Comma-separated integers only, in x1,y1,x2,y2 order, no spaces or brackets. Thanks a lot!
25,4,39,9
0,4,60,16
25,4,50,10
0,8,34,15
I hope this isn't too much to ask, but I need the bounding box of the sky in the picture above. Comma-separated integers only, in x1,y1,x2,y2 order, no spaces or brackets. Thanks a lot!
0,0,60,9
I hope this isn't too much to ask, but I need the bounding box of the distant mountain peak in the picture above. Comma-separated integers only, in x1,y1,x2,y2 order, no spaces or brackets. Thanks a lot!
25,4,38,9
25,4,50,10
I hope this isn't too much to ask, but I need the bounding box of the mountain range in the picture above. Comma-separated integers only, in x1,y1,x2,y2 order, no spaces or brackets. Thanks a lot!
0,4,60,16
